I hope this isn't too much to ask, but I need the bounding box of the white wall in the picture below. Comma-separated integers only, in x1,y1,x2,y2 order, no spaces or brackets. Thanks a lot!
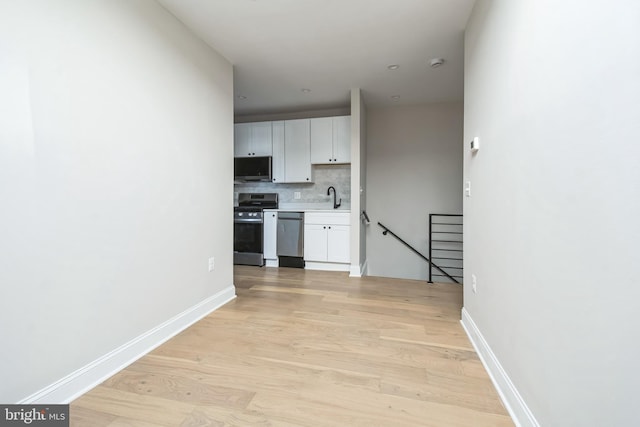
463,1,640,426
0,0,233,403
350,89,367,276
366,103,463,280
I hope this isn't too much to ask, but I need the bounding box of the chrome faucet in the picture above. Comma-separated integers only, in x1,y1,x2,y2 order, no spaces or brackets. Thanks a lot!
327,186,341,209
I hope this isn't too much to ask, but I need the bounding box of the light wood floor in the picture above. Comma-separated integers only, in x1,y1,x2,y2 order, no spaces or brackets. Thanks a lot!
71,266,513,426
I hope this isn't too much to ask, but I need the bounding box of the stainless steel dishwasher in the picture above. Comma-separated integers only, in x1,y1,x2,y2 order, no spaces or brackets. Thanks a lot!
277,212,305,268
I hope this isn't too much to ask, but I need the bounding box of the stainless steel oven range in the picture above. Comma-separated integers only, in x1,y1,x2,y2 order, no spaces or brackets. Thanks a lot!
233,193,278,266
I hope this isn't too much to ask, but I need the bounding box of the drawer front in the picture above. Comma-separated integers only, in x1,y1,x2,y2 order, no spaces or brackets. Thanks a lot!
305,212,350,226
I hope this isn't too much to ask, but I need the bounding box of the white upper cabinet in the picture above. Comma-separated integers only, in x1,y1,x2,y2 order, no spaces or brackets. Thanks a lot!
310,116,351,164
234,123,252,157
251,121,273,156
310,117,333,164
271,121,285,183
284,119,312,183
332,115,351,163
235,116,347,182
234,122,273,157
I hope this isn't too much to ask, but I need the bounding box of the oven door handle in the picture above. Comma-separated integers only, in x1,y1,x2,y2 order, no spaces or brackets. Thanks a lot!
234,218,264,224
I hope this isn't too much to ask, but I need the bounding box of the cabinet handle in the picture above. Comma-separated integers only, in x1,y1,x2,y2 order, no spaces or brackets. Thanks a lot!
329,159,332,162
328,226,331,229
247,153,251,155
323,226,326,229
306,178,309,181
334,158,337,162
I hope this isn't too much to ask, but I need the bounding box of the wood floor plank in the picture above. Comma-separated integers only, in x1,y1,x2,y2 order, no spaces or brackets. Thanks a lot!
71,266,513,426
69,406,117,427
102,369,255,409
106,418,167,427
72,387,194,426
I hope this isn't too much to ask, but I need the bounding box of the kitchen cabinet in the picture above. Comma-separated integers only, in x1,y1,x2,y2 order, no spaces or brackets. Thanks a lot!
310,115,351,164
304,212,350,268
304,224,330,262
234,122,273,157
263,210,278,266
284,119,312,183
237,119,313,183
271,121,285,183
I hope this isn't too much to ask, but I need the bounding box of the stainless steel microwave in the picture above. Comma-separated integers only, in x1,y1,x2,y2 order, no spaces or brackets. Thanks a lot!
234,156,272,182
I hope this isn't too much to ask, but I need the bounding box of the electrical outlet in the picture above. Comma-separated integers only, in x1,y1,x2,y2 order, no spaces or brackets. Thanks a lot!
294,191,301,200
208,257,215,272
465,181,471,197
471,274,477,293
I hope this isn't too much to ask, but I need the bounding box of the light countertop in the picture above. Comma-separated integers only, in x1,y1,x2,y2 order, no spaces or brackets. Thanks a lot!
266,202,350,213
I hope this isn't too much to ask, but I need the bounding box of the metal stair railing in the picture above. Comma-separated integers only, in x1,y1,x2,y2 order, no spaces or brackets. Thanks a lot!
377,222,460,284
428,214,463,284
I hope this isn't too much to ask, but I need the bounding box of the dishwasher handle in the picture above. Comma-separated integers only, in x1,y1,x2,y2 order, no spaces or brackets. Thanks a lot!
278,212,304,220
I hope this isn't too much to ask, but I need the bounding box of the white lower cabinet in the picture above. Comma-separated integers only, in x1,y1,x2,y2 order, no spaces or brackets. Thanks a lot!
304,212,350,271
263,210,278,266
304,224,330,261
326,225,350,262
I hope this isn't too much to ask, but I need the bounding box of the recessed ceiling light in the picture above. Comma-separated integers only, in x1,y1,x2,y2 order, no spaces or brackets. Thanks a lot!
301,88,311,93
387,64,400,70
430,58,445,68
391,95,401,101
237,95,247,100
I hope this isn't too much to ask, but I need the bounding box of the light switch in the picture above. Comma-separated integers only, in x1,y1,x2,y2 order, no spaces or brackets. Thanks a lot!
470,137,480,152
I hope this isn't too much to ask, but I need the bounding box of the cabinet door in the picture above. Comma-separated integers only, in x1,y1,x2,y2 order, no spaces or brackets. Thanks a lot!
234,123,252,157
304,224,328,262
332,116,351,163
284,119,312,183
251,122,273,156
327,225,350,263
263,211,278,260
271,121,285,183
310,117,334,164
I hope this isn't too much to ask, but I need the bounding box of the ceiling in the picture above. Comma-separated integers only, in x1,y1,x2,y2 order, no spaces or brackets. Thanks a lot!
159,0,475,116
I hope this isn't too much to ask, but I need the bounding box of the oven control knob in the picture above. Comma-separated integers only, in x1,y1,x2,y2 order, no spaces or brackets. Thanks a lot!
238,212,243,216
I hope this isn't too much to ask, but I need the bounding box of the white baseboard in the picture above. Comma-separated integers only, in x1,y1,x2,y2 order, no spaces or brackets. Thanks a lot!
305,261,350,272
20,285,236,404
349,259,367,277
461,308,540,427
265,259,279,267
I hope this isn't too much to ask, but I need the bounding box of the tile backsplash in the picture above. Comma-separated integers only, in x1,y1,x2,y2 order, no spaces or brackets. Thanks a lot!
234,164,351,206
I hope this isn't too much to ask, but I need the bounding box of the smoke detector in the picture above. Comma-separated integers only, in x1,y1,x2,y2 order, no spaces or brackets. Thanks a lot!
430,58,445,68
